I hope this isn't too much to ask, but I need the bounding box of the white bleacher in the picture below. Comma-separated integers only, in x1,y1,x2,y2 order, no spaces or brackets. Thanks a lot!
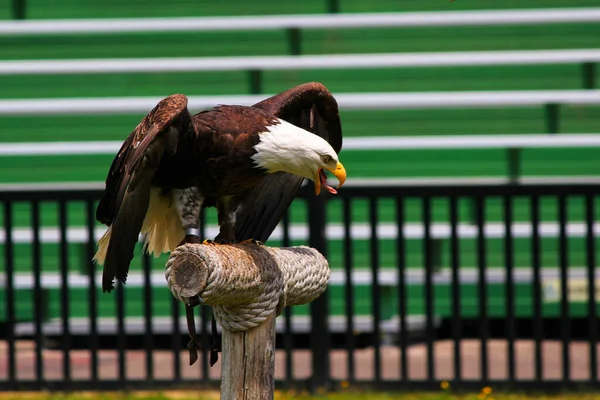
1,8,599,35
1,90,600,115
2,5,599,341
1,49,600,75
1,8,598,284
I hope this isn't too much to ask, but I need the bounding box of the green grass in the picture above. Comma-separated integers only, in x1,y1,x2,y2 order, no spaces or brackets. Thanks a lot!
286,392,600,400
2,390,600,400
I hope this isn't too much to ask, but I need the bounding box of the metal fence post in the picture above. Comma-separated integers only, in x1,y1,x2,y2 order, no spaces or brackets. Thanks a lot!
12,0,25,19
507,148,521,183
308,194,330,391
3,182,600,391
582,62,596,89
287,28,302,56
3,201,16,385
327,0,340,13
545,103,560,134
248,70,262,95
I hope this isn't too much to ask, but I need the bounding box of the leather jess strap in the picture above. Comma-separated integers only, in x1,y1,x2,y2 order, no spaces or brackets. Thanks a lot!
184,304,221,367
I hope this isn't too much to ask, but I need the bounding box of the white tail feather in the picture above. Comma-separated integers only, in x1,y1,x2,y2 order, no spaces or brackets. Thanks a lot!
141,187,185,257
94,188,185,264
93,225,112,265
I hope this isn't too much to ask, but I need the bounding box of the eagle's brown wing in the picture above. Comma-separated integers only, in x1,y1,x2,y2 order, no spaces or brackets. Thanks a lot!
96,94,192,292
233,82,343,243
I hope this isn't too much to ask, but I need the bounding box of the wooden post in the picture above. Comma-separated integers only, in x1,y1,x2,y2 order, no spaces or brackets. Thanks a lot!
221,313,276,400
165,242,330,400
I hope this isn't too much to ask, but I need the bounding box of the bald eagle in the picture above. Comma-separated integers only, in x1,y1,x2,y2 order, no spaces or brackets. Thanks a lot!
93,82,345,293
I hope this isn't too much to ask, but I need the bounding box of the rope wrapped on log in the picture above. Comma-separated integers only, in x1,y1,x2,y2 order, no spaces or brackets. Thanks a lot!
165,241,330,331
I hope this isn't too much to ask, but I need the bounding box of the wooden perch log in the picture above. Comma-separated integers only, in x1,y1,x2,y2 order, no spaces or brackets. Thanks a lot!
164,241,330,400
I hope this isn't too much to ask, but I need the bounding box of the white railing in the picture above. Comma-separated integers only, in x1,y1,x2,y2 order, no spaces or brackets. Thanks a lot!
2,267,599,291
2,221,599,245
2,49,600,75
1,8,599,35
2,177,599,193
2,90,600,115
2,134,600,156
336,134,600,150
12,314,417,335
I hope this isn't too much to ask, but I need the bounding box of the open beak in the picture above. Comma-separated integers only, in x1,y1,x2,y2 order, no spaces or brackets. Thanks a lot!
314,162,347,195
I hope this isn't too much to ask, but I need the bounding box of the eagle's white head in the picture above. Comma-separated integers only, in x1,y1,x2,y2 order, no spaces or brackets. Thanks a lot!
252,119,346,195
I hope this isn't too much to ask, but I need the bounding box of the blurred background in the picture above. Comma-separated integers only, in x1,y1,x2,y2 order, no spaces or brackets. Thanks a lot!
0,0,600,393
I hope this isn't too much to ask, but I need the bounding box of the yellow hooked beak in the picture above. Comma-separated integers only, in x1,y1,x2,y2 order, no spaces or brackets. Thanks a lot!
314,161,347,195
331,162,347,187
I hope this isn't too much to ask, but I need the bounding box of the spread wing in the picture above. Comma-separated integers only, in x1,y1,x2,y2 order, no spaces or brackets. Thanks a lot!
96,94,192,292
233,82,343,243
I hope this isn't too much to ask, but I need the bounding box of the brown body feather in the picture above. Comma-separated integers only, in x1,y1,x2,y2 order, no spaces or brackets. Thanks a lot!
95,82,343,292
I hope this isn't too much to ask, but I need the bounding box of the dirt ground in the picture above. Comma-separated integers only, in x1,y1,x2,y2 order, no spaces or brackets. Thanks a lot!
1,339,599,382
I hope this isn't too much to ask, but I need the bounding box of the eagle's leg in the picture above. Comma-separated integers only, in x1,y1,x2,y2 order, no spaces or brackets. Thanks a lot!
172,187,204,245
172,187,205,366
214,196,237,244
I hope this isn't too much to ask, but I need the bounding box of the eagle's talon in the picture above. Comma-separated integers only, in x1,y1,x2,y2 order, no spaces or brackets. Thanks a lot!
239,238,263,246
202,239,214,245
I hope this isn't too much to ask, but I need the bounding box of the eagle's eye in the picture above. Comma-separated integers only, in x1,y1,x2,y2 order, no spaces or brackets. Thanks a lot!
321,155,333,164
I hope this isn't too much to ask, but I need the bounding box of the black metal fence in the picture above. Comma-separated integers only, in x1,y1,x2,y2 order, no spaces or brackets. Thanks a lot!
0,181,598,392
